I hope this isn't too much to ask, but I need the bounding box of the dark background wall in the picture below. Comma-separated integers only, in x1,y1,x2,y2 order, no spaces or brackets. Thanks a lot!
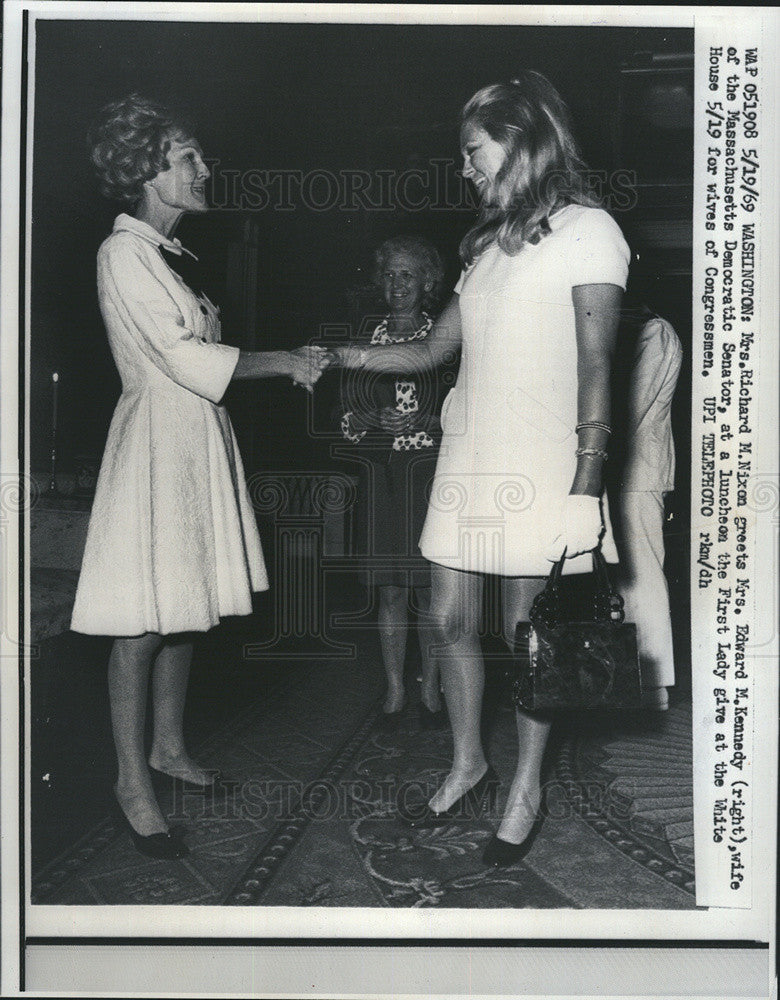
31,20,693,477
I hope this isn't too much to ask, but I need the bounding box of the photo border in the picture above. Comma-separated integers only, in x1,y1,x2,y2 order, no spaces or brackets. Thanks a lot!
1,3,777,996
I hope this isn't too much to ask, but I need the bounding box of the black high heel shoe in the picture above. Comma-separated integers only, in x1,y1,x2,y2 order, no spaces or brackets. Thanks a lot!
400,766,499,828
482,798,546,868
111,795,189,860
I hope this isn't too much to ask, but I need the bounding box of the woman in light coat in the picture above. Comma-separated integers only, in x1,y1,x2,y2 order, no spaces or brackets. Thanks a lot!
72,95,326,858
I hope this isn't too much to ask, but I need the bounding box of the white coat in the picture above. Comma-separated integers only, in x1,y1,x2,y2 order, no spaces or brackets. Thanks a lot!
71,214,268,636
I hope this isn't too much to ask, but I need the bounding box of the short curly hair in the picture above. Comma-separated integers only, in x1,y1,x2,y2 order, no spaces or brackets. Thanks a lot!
88,94,189,206
373,235,445,314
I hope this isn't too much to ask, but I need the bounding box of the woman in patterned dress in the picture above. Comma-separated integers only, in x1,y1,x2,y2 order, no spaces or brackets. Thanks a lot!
71,95,326,859
338,237,446,728
329,72,629,865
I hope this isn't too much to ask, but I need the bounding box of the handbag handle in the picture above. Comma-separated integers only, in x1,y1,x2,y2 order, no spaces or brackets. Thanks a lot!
530,547,625,630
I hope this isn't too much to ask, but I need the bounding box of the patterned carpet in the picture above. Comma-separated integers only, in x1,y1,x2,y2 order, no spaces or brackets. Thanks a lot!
32,651,696,909
254,699,695,909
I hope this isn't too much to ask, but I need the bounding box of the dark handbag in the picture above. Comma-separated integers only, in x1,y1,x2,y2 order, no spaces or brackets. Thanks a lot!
511,548,642,711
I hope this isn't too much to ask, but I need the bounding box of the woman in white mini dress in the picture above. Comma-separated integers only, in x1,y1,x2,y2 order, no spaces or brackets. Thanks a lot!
331,71,629,865
71,95,326,858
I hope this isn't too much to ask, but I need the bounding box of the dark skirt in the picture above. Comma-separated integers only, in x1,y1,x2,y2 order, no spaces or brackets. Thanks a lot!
356,447,438,589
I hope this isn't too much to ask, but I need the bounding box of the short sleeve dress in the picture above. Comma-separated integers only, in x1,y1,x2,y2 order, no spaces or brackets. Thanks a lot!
418,205,630,577
70,214,268,636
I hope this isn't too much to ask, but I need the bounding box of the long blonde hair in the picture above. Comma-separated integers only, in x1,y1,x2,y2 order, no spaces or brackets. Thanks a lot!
459,70,600,266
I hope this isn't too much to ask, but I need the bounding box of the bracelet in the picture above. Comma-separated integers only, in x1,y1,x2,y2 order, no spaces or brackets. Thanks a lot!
575,447,608,461
576,421,612,435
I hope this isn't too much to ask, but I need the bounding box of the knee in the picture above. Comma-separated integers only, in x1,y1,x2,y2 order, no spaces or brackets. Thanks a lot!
379,586,408,614
427,604,475,646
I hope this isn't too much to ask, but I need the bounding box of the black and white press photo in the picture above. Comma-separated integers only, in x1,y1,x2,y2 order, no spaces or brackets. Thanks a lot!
0,4,777,998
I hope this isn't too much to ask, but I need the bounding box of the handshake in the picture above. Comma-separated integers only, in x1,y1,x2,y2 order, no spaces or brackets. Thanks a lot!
287,344,339,393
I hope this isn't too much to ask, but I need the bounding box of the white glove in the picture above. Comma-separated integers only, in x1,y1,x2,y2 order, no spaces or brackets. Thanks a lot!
547,495,604,561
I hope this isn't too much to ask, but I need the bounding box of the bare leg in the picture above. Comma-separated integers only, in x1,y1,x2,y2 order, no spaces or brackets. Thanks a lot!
148,635,210,783
499,577,552,843
378,585,409,713
413,585,441,712
498,710,552,842
109,632,168,835
427,563,486,812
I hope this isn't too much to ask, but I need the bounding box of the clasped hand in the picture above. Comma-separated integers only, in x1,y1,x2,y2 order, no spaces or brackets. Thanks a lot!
547,495,604,561
378,406,417,435
288,345,335,392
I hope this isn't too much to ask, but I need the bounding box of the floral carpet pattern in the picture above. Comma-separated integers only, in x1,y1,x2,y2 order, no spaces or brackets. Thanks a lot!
32,652,695,910
257,700,695,909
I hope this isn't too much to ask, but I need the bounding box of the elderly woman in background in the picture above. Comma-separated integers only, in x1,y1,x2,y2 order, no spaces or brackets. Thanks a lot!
339,236,447,729
329,71,629,866
71,94,326,859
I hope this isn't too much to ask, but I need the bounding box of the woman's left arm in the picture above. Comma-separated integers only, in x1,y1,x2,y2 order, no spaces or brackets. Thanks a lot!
570,282,623,496
553,282,622,560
